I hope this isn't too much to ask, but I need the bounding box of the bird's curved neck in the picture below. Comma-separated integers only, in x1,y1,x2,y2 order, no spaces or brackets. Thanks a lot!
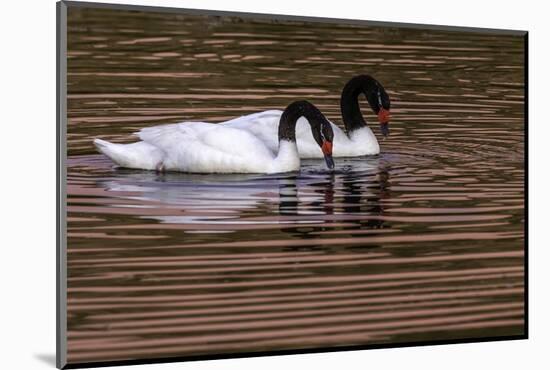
274,101,324,171
340,75,379,135
278,101,322,143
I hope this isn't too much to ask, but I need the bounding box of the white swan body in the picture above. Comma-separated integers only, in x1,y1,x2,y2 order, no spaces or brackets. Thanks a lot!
95,122,299,174
94,101,334,174
221,110,380,157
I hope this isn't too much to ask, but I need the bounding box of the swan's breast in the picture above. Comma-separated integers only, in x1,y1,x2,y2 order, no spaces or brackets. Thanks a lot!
347,126,380,155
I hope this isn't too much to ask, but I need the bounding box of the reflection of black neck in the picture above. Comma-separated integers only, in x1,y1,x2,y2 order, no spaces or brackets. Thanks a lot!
278,176,298,216
340,75,381,135
341,167,390,233
279,101,323,142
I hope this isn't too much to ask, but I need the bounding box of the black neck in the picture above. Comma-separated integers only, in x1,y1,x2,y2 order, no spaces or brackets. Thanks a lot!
279,100,324,142
340,75,381,134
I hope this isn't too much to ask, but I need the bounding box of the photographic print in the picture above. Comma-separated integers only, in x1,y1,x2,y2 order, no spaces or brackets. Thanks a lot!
57,1,527,368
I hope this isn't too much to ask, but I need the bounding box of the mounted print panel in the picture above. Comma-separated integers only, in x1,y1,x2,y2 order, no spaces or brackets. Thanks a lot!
57,1,527,368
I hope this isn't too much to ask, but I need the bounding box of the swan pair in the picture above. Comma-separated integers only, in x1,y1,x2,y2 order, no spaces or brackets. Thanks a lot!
94,75,391,174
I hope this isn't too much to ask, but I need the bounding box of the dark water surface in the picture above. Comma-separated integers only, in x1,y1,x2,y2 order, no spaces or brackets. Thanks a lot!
65,7,525,365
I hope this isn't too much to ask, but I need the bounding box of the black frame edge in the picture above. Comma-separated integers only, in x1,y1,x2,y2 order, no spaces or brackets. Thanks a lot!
57,1,68,369
523,32,529,339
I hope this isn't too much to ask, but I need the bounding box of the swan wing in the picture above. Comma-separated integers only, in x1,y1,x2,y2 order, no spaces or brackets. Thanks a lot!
137,122,206,151
222,109,283,127
138,122,276,173
221,110,283,153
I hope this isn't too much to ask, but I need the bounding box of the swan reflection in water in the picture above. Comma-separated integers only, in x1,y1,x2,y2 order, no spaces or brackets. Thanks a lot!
277,158,390,242
97,156,390,240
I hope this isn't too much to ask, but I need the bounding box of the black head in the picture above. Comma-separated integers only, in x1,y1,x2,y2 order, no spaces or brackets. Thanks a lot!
280,100,335,169
311,115,335,170
364,79,391,137
341,75,392,137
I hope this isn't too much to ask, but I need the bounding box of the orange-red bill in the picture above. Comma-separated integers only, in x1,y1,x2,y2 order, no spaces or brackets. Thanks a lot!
321,140,335,169
378,108,391,124
321,140,333,156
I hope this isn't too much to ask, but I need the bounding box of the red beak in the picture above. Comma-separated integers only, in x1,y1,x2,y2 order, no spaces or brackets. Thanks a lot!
321,140,333,156
378,108,391,124
321,140,335,169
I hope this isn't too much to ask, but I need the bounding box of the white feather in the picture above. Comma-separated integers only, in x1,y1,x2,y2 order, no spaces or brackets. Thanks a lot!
93,138,164,170
221,110,380,157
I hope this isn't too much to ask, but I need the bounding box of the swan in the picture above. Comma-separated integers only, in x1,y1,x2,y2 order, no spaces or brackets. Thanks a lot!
221,74,391,157
93,100,335,174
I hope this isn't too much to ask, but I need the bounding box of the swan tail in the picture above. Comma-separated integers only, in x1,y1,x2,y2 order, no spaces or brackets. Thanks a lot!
93,138,164,170
93,138,113,152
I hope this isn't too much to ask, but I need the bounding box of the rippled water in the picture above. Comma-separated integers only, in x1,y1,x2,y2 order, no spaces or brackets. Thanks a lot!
65,6,525,366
